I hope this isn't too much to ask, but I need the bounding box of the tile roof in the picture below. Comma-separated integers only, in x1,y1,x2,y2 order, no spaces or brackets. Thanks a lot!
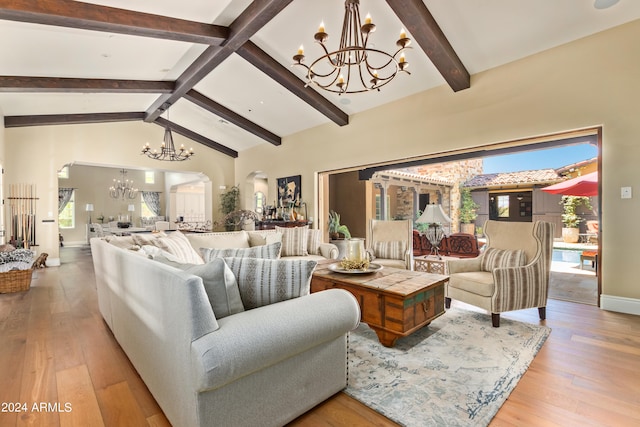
463,169,562,188
373,170,456,186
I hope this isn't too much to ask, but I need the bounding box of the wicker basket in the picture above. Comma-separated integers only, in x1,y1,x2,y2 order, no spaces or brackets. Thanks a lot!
0,269,33,293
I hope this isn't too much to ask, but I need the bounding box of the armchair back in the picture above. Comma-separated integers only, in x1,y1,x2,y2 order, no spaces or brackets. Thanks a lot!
484,221,539,263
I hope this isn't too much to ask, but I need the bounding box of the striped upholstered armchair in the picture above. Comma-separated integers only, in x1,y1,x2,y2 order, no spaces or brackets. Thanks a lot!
445,220,555,327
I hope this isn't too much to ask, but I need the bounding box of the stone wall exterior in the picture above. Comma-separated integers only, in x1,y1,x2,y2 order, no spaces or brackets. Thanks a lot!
401,159,483,232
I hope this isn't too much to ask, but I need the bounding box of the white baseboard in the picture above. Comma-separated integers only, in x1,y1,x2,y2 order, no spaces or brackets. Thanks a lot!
600,294,640,316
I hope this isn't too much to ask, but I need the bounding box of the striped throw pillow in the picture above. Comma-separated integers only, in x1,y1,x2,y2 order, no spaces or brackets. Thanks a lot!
481,247,527,272
200,242,281,262
307,229,322,255
373,241,407,260
275,226,309,257
223,257,317,309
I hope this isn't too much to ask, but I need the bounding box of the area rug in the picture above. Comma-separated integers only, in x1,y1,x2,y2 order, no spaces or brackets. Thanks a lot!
345,307,551,427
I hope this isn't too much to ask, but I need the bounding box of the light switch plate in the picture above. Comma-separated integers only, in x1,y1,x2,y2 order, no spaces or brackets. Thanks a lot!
621,186,632,199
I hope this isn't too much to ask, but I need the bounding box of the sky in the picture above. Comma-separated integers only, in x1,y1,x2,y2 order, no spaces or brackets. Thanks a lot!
482,144,598,174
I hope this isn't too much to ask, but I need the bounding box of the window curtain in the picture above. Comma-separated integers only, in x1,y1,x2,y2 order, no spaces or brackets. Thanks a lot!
58,188,74,214
142,191,161,216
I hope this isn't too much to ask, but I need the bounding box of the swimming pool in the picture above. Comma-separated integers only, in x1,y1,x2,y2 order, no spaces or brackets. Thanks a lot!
552,249,583,263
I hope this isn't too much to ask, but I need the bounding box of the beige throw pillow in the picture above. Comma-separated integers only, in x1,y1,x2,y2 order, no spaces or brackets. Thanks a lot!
275,226,309,257
373,241,407,260
481,247,527,272
306,229,322,255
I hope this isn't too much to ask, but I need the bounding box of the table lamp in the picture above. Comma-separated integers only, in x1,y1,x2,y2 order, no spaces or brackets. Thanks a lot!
415,204,452,259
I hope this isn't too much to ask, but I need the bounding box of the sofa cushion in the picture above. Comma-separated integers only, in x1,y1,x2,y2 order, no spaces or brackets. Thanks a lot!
200,242,281,262
185,231,250,255
373,240,407,260
481,247,527,272
248,231,282,247
306,229,322,256
155,257,244,319
275,226,309,257
223,257,317,310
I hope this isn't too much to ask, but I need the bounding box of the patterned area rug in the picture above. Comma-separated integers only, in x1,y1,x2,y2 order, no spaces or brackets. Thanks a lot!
345,307,550,427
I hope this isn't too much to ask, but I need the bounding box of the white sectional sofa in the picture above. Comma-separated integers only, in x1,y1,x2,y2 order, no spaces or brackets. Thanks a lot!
91,236,360,427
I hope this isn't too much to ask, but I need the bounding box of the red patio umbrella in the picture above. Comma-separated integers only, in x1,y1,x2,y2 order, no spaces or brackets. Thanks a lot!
541,171,598,196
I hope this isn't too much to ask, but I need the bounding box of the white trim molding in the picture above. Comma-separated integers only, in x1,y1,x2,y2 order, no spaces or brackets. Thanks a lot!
600,294,640,316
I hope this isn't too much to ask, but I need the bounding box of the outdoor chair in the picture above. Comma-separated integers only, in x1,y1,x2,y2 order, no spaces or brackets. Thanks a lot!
445,220,555,327
367,219,413,270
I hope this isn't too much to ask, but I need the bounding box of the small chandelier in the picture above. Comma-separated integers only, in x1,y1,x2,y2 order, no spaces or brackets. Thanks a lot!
109,169,139,200
292,0,411,94
142,127,194,161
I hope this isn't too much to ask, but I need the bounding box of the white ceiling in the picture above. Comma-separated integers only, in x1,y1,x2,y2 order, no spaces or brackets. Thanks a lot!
1,0,639,154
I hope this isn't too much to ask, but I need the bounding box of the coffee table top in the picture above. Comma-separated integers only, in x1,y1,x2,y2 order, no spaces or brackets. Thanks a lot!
313,261,448,297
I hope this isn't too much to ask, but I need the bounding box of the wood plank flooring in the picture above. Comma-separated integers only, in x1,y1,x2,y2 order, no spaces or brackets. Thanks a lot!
1,246,639,426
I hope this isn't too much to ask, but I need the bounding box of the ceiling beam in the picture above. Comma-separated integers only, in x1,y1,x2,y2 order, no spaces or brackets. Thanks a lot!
0,0,228,45
145,0,294,122
4,112,145,127
184,90,281,146
0,76,173,93
154,117,238,158
386,0,470,92
236,41,349,127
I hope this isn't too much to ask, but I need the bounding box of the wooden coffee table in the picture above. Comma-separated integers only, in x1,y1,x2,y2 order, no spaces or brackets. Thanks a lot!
311,262,448,347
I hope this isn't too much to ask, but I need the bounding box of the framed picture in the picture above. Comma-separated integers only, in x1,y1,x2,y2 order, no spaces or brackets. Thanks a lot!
277,175,301,207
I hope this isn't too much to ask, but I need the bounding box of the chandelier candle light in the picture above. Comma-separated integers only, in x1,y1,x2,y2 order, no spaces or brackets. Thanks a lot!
109,169,139,200
142,127,194,161
293,0,411,94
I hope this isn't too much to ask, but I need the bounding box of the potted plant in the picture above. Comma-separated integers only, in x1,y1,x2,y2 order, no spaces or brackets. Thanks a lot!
219,185,240,231
459,187,479,235
328,210,351,239
560,195,592,243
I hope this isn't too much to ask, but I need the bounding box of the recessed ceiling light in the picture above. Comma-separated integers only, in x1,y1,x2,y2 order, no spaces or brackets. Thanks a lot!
594,0,620,9
340,98,351,105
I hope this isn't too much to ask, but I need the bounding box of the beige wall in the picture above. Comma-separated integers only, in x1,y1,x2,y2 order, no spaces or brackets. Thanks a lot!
235,20,640,311
4,121,235,262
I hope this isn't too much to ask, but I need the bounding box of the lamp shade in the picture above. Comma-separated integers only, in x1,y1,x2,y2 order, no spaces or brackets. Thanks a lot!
127,204,135,212
416,204,452,224
85,203,94,212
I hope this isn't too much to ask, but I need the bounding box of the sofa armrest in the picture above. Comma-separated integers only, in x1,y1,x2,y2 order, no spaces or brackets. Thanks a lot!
191,289,360,392
318,242,339,259
447,256,482,274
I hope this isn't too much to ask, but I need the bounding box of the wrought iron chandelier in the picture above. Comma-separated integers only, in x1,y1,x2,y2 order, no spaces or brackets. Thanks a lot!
109,169,139,200
292,0,411,94
141,127,194,161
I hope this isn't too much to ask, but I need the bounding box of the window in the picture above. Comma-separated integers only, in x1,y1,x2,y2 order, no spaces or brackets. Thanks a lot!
145,171,155,184
59,190,75,228
254,191,265,214
497,195,510,218
140,195,155,218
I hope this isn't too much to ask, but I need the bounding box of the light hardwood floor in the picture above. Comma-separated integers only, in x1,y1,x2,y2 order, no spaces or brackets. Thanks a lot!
1,246,638,426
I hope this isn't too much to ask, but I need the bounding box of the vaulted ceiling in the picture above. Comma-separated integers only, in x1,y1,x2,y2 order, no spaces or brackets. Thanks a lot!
2,0,639,158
